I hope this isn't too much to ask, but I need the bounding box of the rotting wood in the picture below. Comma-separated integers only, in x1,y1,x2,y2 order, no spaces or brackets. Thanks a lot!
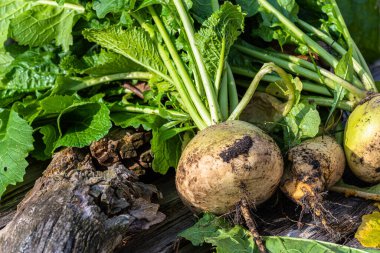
0,128,165,253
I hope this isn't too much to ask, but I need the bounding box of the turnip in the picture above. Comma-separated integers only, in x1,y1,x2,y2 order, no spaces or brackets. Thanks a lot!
281,136,345,228
344,96,380,183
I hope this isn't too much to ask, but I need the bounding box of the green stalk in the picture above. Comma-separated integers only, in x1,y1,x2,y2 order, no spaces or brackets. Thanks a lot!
157,44,207,129
226,64,239,112
112,104,189,121
172,0,222,124
228,63,296,120
71,72,154,91
34,0,85,12
219,70,229,120
301,96,354,111
297,19,376,91
231,66,332,96
235,44,367,100
148,6,212,126
352,41,374,85
258,0,339,68
262,46,364,89
214,39,227,94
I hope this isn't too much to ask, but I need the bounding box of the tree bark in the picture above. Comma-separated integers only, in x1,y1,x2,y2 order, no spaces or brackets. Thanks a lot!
0,129,165,253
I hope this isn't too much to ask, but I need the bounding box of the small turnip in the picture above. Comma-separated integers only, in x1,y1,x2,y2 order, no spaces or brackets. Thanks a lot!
281,136,345,229
344,96,380,183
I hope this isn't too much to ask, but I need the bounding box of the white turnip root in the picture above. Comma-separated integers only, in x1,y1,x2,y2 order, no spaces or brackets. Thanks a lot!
344,96,380,183
175,120,284,214
281,136,345,229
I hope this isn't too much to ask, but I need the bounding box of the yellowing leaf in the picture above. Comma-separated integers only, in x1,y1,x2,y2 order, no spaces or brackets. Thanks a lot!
355,211,380,248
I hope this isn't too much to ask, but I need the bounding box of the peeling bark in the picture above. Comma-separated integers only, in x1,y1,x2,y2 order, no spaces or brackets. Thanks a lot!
0,129,165,253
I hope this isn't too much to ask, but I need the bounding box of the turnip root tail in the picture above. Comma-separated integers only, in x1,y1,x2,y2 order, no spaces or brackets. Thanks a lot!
281,136,345,232
240,199,267,253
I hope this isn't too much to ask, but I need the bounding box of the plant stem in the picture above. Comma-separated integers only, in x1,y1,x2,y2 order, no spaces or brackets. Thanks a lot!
148,6,212,126
330,185,380,201
35,0,85,12
214,39,227,94
228,63,295,120
235,44,367,100
219,70,229,120
111,104,189,121
157,44,207,129
173,0,221,124
301,96,354,111
227,64,239,112
231,66,332,96
297,19,376,91
258,0,339,68
71,72,153,91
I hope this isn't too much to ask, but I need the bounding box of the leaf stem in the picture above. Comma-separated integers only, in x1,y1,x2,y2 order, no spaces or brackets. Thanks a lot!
235,44,367,100
173,0,221,124
148,6,212,126
228,63,295,120
226,64,239,112
71,72,153,91
231,66,332,97
214,39,227,94
257,0,338,68
218,70,229,120
34,0,85,12
111,104,189,121
301,96,354,111
297,19,376,91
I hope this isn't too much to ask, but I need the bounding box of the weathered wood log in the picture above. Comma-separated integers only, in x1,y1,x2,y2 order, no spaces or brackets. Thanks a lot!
0,129,165,253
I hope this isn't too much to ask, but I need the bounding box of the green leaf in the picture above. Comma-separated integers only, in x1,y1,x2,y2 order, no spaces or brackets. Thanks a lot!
60,50,145,76
0,51,14,73
0,0,29,49
31,124,58,160
181,214,375,253
283,101,321,147
111,112,165,130
0,108,33,197
83,26,168,79
55,102,112,148
195,2,244,82
151,122,194,174
9,5,80,51
191,0,218,22
93,0,135,18
0,47,61,104
236,0,260,17
40,95,77,115
355,211,380,249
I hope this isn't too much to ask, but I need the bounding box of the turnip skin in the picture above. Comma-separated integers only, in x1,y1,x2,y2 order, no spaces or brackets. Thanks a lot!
175,120,283,215
344,96,380,183
281,136,345,224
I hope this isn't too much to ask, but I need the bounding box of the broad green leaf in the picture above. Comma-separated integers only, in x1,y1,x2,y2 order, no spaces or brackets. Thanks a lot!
191,0,219,21
60,50,145,76
283,101,321,147
0,51,13,73
181,214,375,253
93,0,135,18
10,5,77,51
55,102,111,148
111,112,165,130
195,2,244,82
83,26,168,80
0,0,29,48
31,124,58,160
0,47,61,103
236,0,260,17
0,108,33,197
355,211,380,249
40,95,77,114
151,123,194,174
